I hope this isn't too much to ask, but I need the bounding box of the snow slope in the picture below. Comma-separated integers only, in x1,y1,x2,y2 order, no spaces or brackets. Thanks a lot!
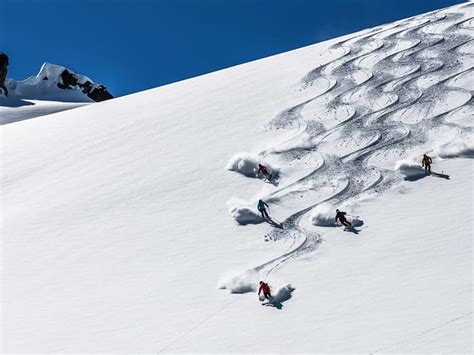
0,99,89,125
1,2,473,352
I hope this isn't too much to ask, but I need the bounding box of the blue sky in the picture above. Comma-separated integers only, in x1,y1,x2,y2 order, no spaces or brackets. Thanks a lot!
1,0,463,96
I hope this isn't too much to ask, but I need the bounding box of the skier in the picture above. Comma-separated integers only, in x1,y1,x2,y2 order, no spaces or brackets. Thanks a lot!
258,281,272,301
257,164,272,181
335,209,351,228
421,154,432,174
257,199,270,220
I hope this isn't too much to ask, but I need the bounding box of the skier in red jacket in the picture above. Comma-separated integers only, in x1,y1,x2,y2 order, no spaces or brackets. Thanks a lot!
258,281,272,301
258,164,272,181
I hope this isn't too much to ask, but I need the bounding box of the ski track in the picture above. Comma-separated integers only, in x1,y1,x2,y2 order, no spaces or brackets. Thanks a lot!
227,4,474,285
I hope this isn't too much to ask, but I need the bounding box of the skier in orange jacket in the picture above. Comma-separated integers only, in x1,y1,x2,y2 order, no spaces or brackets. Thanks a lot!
422,154,432,173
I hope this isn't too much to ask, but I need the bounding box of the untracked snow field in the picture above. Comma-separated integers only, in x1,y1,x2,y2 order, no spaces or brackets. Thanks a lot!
1,2,473,353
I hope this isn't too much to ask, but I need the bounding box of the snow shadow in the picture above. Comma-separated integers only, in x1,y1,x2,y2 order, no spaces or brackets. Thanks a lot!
435,141,474,159
345,225,362,235
218,272,257,294
403,172,430,181
396,160,428,181
396,159,450,181
309,203,337,227
403,170,450,181
264,285,295,310
338,218,364,235
430,171,450,180
229,206,263,225
265,217,284,229
0,97,35,108
227,198,263,225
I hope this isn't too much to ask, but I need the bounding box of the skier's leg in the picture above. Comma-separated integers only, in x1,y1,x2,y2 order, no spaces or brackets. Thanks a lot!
264,209,270,219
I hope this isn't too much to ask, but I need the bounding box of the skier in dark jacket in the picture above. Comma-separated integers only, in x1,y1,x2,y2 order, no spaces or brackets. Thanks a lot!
257,199,270,220
421,154,432,174
335,209,351,228
258,281,272,300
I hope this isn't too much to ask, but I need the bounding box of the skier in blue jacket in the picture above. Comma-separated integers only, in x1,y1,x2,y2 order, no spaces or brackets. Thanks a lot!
257,199,270,220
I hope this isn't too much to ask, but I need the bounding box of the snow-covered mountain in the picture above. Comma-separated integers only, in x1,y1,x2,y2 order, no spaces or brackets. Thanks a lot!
1,2,472,353
0,62,113,125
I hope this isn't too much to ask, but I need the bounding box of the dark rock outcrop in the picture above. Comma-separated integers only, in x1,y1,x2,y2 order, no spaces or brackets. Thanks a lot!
86,84,114,102
0,52,9,96
57,69,78,89
56,68,113,102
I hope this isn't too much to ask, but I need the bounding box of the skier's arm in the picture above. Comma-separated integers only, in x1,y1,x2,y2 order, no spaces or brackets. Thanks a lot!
264,202,268,207
258,285,262,295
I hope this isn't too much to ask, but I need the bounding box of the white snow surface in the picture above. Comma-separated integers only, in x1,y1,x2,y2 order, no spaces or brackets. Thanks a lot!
1,3,473,353
0,99,89,125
